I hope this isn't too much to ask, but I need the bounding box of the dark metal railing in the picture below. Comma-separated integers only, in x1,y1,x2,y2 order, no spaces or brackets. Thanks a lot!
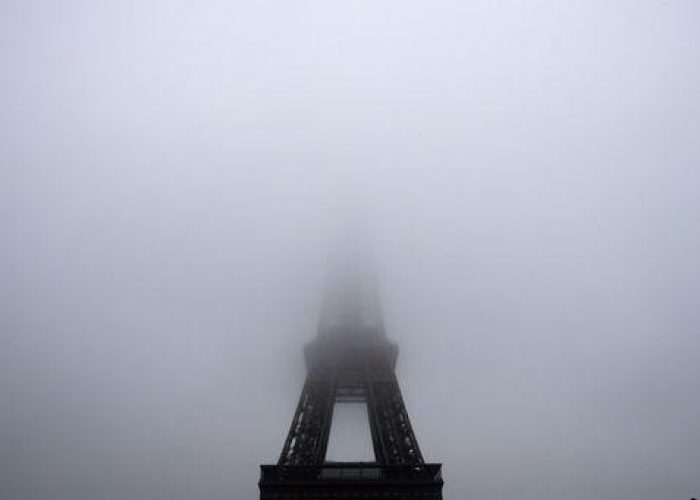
260,463,442,484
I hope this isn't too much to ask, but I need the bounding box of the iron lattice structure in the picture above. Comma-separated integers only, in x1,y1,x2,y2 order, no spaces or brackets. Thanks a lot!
259,269,443,499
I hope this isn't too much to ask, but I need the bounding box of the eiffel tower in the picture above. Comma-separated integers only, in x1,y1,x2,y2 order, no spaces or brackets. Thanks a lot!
259,261,443,499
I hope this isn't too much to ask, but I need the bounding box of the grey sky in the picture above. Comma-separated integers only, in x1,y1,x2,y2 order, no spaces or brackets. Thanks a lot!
1,1,699,499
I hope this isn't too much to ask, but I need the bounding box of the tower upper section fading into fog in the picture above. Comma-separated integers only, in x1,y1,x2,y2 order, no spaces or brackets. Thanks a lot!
259,254,443,499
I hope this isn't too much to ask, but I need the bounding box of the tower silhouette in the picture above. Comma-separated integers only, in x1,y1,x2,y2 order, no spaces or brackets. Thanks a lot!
259,259,443,499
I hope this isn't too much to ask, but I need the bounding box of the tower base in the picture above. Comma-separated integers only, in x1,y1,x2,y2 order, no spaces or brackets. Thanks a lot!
260,463,443,499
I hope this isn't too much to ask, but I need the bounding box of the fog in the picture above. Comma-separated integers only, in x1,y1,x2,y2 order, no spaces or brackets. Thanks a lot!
1,1,699,499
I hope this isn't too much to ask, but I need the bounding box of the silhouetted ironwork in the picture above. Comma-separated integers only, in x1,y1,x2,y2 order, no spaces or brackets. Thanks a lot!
259,266,444,499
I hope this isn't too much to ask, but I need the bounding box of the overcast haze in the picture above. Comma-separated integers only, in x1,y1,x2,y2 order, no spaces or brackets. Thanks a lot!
1,1,699,499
